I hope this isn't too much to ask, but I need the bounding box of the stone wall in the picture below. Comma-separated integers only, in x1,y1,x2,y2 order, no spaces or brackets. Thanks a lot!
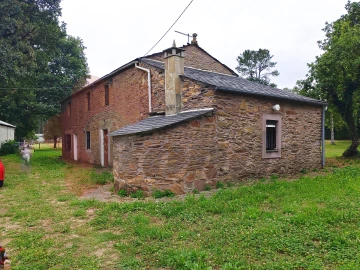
214,91,322,181
146,44,235,75
112,89,323,194
112,114,217,195
139,62,216,113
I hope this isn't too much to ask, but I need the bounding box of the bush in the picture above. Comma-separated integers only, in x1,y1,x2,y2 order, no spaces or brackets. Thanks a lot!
215,181,225,189
118,189,127,197
0,140,19,156
152,189,175,199
130,190,144,199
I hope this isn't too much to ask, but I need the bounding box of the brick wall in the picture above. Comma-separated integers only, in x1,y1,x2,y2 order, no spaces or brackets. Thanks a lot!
146,44,235,75
61,67,150,165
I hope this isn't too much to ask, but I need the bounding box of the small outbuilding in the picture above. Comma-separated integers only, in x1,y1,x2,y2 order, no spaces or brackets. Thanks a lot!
0,120,16,145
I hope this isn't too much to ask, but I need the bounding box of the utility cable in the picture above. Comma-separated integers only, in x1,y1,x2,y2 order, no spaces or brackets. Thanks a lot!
143,0,194,56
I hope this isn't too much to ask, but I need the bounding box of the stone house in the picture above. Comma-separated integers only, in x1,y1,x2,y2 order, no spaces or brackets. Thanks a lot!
61,36,326,195
60,37,236,166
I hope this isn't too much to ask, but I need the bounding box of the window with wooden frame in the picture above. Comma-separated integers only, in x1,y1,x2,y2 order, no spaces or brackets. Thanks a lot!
87,92,90,110
262,114,282,158
65,134,72,151
86,131,91,150
105,85,109,106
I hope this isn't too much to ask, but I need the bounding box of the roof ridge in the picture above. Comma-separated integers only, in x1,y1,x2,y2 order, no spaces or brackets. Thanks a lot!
142,58,238,77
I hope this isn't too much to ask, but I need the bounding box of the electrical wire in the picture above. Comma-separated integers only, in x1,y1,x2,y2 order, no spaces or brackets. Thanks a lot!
143,0,194,56
0,87,72,90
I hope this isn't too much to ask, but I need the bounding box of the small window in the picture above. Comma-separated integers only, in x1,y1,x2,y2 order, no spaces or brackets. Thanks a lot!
266,120,277,151
67,102,71,117
65,134,71,151
86,131,91,150
105,85,109,106
262,114,281,158
87,92,90,110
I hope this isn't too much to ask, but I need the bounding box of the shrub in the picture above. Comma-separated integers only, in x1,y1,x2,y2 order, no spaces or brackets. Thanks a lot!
0,140,19,156
130,190,144,199
152,189,175,199
153,190,163,199
118,189,127,197
204,184,211,191
215,181,225,189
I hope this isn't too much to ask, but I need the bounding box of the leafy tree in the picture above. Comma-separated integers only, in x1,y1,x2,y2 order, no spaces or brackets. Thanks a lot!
305,1,360,157
44,114,61,148
235,49,280,87
0,0,89,140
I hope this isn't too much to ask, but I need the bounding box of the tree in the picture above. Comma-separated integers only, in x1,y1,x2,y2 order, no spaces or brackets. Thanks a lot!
0,0,89,140
44,114,61,148
307,1,360,157
235,49,280,87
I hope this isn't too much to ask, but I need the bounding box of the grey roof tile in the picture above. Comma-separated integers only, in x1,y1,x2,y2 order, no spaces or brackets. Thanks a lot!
141,59,326,106
109,108,213,137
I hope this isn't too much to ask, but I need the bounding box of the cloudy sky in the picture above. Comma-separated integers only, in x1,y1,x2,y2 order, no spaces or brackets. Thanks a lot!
60,0,348,89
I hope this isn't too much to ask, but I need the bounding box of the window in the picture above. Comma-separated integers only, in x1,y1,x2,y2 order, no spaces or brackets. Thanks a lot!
65,134,72,151
105,85,109,106
67,102,71,117
262,114,281,158
87,92,90,110
86,131,91,150
266,120,277,151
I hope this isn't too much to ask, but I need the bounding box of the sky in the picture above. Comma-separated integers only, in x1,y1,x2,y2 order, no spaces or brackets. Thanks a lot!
60,0,349,89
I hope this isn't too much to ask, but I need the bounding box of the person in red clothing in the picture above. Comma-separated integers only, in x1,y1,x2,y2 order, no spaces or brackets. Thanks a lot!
0,160,4,187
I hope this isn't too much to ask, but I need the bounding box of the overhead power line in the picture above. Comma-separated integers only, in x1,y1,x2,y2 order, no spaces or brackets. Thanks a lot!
0,87,72,90
144,0,194,56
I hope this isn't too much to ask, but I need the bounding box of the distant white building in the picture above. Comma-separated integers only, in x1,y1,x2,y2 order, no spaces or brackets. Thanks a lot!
0,120,16,145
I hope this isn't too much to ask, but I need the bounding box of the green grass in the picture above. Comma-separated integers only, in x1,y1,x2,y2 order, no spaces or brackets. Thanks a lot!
0,143,360,269
325,140,351,158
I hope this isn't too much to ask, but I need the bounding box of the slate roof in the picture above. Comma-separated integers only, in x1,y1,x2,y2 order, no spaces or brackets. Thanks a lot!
141,59,326,106
144,43,238,76
0,120,16,128
109,108,213,137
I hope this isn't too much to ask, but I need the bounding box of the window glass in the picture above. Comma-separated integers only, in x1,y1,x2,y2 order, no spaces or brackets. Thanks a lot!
86,131,91,150
65,134,71,151
105,85,109,106
266,120,277,150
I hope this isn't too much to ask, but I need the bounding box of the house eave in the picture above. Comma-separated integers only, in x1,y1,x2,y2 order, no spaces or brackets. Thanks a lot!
215,87,327,107
61,59,139,104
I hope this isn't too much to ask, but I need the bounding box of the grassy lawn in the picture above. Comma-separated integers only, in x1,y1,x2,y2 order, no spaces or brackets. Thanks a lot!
325,140,351,158
0,143,360,269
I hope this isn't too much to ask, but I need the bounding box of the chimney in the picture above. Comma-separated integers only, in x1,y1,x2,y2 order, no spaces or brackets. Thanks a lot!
191,33,198,45
163,40,185,116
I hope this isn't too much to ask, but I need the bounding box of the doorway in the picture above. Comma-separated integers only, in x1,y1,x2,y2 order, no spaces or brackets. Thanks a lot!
73,134,78,161
100,129,109,167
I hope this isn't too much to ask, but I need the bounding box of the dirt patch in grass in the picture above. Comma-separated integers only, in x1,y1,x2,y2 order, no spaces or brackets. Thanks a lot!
64,160,98,196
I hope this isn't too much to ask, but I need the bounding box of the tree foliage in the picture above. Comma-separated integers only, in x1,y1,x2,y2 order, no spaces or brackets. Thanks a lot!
43,114,61,148
235,49,280,87
301,1,360,157
0,0,89,140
